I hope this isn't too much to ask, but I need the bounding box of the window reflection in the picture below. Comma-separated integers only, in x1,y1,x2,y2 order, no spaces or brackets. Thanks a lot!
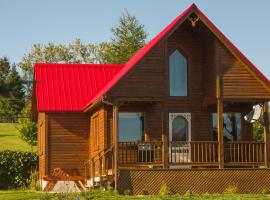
172,116,188,141
119,112,144,142
169,50,187,96
212,113,241,141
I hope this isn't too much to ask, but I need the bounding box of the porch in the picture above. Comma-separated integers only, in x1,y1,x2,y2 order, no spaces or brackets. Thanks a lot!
84,100,270,190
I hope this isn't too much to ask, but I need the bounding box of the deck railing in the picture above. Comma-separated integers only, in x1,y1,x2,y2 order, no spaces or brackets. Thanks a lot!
169,141,219,165
117,141,265,168
224,142,265,166
118,141,163,165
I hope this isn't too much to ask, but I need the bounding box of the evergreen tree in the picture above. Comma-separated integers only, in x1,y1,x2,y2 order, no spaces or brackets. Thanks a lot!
107,11,148,64
0,60,25,122
0,57,11,96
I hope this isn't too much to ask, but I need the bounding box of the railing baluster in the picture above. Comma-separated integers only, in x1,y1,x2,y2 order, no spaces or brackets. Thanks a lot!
213,143,216,162
249,143,251,163
244,144,247,162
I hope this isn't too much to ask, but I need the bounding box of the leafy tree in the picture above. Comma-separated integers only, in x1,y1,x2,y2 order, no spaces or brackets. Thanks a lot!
253,115,264,141
107,11,148,64
18,11,147,97
18,104,37,148
19,39,111,95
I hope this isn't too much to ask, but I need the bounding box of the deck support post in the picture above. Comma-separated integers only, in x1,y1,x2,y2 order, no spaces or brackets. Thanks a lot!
263,102,270,168
113,105,119,191
161,102,168,168
217,98,224,168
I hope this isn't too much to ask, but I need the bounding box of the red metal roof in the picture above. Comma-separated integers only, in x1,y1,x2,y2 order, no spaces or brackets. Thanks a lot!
34,63,123,111
34,3,270,112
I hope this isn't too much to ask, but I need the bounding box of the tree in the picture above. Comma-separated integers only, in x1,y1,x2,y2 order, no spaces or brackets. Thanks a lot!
253,115,264,141
19,11,148,95
107,11,148,64
18,39,111,95
0,57,11,97
18,104,37,148
0,58,25,122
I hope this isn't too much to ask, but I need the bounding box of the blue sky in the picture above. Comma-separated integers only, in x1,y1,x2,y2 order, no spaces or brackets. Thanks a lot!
1,0,270,78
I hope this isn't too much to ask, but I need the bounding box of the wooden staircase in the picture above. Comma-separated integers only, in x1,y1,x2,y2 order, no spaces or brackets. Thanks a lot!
84,146,115,190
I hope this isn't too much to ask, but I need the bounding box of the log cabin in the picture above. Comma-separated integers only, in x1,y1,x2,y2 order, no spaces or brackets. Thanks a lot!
32,3,270,194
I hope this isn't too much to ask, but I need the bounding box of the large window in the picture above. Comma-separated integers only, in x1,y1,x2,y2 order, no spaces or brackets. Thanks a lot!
119,112,144,142
169,50,187,96
212,113,241,141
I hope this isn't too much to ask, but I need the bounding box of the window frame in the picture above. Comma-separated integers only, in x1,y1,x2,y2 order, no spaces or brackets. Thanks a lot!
118,111,145,142
168,48,189,97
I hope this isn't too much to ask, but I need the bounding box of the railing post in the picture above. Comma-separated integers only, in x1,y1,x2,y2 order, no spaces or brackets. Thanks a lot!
99,153,102,178
263,102,270,168
113,105,119,191
217,98,224,168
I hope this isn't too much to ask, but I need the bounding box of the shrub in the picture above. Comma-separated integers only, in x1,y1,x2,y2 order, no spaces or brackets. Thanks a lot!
262,188,270,194
0,150,38,189
29,170,40,191
18,104,38,148
124,189,131,195
224,184,238,194
142,188,149,195
159,183,170,196
183,190,196,198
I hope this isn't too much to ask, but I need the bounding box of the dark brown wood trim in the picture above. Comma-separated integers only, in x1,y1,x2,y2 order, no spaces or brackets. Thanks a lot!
264,102,270,168
113,106,119,191
45,113,49,175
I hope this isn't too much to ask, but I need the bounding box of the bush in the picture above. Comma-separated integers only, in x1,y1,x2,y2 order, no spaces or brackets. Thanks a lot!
142,188,149,195
18,104,38,148
224,184,238,194
159,183,170,196
0,150,38,189
262,188,270,194
124,189,131,195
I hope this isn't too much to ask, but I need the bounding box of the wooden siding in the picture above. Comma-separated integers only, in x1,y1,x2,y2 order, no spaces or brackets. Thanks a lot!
202,40,216,103
38,112,47,177
108,25,213,141
89,106,106,157
119,169,270,195
47,112,89,175
216,40,270,99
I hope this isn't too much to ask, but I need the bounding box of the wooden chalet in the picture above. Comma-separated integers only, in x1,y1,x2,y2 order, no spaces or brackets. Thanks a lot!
32,4,270,194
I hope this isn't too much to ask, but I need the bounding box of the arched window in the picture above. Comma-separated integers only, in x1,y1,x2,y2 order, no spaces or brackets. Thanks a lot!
169,50,187,96
172,116,188,141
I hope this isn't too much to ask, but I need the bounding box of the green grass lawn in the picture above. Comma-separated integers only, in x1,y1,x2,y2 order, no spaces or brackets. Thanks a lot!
0,123,35,151
0,190,269,200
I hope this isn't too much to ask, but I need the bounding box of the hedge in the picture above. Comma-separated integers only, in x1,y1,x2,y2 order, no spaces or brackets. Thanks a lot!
0,150,38,189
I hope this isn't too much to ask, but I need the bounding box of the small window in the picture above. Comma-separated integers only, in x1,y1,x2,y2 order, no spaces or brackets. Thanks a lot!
93,116,99,147
169,50,187,96
119,112,144,142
